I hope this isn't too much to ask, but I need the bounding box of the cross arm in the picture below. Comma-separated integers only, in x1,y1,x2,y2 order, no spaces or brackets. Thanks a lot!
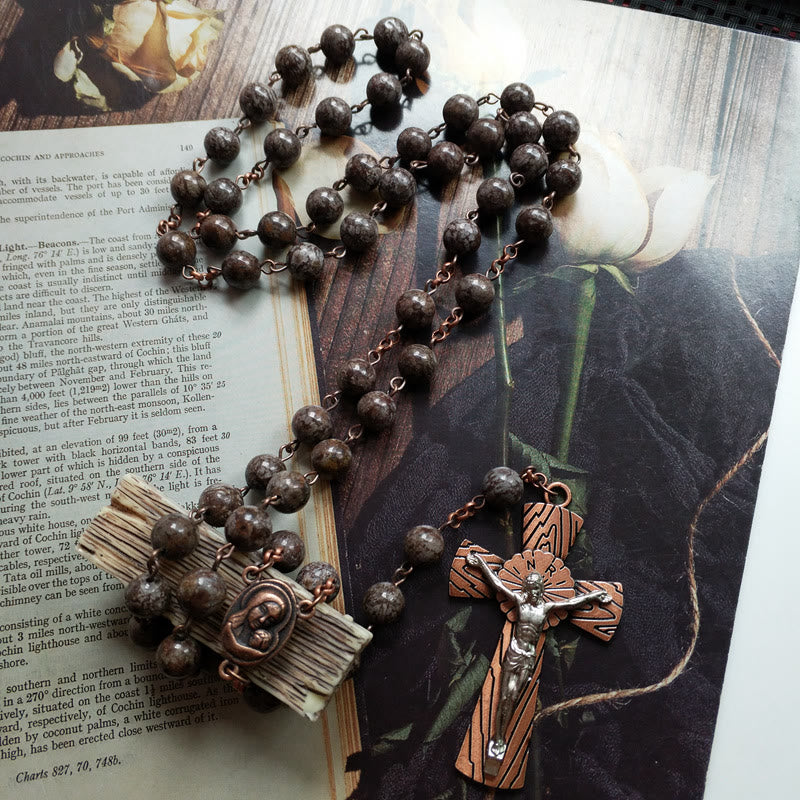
449,539,505,600
469,552,518,602
568,580,624,642
548,587,610,613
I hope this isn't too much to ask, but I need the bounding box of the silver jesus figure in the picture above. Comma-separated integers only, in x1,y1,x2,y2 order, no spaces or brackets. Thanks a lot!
466,552,611,772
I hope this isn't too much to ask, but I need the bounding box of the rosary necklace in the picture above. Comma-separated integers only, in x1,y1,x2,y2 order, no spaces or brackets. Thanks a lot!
79,16,624,791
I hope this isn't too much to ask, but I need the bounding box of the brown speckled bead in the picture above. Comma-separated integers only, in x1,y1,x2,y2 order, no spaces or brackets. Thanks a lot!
297,561,341,601
239,82,278,122
204,177,242,215
395,288,435,330
546,160,582,196
199,483,243,527
267,529,305,572
500,82,535,114
156,633,201,678
506,111,542,150
442,93,478,132
455,273,495,317
427,141,464,181
363,581,405,625
156,230,196,271
378,168,416,208
340,212,379,253
397,126,432,162
476,177,514,215
542,110,580,150
345,153,382,193
266,471,311,513
398,344,437,386
242,684,283,713
510,142,548,183
286,242,325,281
373,17,408,54
482,466,524,509
320,24,355,64
292,404,333,443
125,573,170,618
311,438,352,480
257,211,297,247
198,214,237,253
516,205,553,243
306,187,344,225
395,38,430,75
357,391,396,431
128,615,171,649
204,126,240,165
177,568,227,617
315,96,353,137
224,505,272,551
367,72,403,107
403,524,444,566
442,218,481,255
151,512,198,559
170,169,206,207
337,357,376,397
275,44,312,88
263,128,302,170
466,118,505,158
245,453,285,491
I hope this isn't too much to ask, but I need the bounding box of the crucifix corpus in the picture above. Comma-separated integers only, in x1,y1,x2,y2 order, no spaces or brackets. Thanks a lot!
449,488,624,790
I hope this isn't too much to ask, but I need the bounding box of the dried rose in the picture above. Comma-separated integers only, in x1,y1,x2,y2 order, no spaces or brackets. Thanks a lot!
54,0,223,111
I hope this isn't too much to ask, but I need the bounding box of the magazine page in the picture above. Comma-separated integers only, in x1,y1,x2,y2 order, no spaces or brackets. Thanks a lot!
0,120,349,799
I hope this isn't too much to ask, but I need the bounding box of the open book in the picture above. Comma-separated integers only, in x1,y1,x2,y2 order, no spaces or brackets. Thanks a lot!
0,121,360,798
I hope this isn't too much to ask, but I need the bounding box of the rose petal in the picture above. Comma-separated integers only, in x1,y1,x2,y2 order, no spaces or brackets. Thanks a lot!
101,0,158,60
54,39,80,82
171,17,224,77
164,15,203,68
553,131,650,264
159,75,191,94
623,167,716,273
163,0,223,76
108,59,141,83
165,0,209,18
87,0,176,92
73,67,110,111
127,1,176,92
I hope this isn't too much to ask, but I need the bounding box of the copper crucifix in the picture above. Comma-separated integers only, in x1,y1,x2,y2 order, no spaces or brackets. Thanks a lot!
449,493,624,790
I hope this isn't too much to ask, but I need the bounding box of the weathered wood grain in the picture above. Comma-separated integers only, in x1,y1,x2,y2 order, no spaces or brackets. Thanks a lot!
76,473,372,721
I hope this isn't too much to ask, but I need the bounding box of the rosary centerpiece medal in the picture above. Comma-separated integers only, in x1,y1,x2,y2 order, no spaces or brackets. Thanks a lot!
220,564,298,668
449,476,624,790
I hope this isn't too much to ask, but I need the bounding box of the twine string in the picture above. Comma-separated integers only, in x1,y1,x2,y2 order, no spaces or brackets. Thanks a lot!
536,429,768,722
729,253,781,368
536,255,781,722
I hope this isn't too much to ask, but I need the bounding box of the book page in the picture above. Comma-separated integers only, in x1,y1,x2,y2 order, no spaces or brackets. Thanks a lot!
0,121,349,798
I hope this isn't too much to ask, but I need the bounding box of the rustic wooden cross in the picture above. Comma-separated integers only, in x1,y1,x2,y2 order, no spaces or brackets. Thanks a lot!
449,500,624,790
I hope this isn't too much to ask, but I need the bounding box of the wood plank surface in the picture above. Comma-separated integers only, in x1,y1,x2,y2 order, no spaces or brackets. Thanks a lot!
77,473,372,721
